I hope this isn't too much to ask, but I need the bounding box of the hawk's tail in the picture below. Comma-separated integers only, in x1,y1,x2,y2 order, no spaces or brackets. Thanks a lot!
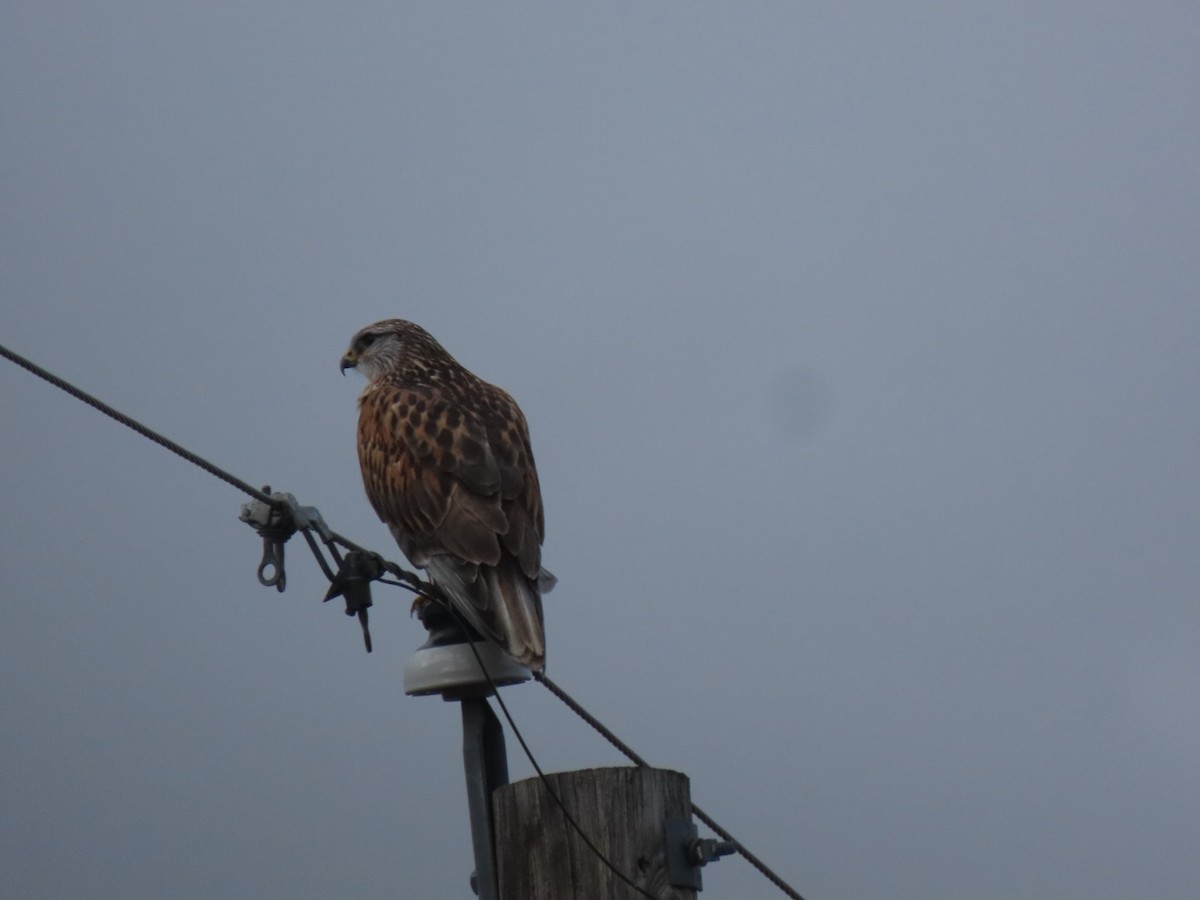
426,555,547,671
482,561,546,671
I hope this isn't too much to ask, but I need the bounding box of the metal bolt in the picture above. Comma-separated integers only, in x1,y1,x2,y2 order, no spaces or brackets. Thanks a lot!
688,837,738,866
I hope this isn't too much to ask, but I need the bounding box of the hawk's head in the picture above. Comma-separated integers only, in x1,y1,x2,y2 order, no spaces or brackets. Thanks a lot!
340,319,444,382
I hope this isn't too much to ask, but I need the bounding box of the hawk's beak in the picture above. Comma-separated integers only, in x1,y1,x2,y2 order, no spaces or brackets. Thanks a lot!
340,351,357,375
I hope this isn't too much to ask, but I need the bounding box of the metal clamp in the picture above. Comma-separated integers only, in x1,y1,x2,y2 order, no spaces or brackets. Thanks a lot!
664,817,737,891
323,549,384,653
239,488,294,591
239,489,336,592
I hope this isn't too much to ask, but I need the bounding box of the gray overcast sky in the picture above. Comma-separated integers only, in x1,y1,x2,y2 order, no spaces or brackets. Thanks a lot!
2,4,1198,899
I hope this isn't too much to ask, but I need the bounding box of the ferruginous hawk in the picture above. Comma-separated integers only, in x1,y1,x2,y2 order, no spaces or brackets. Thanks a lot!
340,319,553,670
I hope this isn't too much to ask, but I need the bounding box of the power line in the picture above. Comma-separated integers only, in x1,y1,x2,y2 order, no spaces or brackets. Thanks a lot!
3,340,808,900
1,343,276,506
537,672,805,900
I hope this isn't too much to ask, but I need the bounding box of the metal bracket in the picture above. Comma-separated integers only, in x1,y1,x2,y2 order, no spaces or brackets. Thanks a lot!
664,817,737,891
665,817,702,890
279,493,334,544
460,696,509,900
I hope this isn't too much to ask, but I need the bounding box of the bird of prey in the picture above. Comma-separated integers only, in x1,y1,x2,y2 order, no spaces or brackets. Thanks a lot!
340,319,553,670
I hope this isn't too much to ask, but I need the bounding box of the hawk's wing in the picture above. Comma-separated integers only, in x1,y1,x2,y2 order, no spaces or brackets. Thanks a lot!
357,380,547,666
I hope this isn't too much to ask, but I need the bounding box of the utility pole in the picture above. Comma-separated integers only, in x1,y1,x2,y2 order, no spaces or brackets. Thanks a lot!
404,605,728,899
494,766,703,900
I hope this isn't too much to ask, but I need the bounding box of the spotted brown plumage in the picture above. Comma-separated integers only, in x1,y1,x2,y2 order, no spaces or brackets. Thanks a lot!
341,319,553,670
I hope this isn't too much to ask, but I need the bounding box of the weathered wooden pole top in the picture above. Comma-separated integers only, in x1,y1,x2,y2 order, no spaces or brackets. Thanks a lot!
494,766,701,900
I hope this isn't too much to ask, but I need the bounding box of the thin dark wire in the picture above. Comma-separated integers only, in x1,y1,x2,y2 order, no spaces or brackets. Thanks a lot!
537,673,806,900
1,342,276,506
534,672,651,767
448,611,659,900
4,343,805,900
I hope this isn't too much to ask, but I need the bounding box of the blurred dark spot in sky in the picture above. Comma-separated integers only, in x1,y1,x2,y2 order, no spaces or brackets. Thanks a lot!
767,364,833,440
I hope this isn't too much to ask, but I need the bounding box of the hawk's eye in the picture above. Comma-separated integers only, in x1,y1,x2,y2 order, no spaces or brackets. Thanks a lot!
360,334,377,348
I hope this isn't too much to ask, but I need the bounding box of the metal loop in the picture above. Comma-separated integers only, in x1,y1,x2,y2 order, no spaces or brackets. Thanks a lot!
257,536,287,591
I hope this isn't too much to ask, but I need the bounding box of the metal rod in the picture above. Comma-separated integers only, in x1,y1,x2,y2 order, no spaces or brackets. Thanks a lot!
461,696,509,900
